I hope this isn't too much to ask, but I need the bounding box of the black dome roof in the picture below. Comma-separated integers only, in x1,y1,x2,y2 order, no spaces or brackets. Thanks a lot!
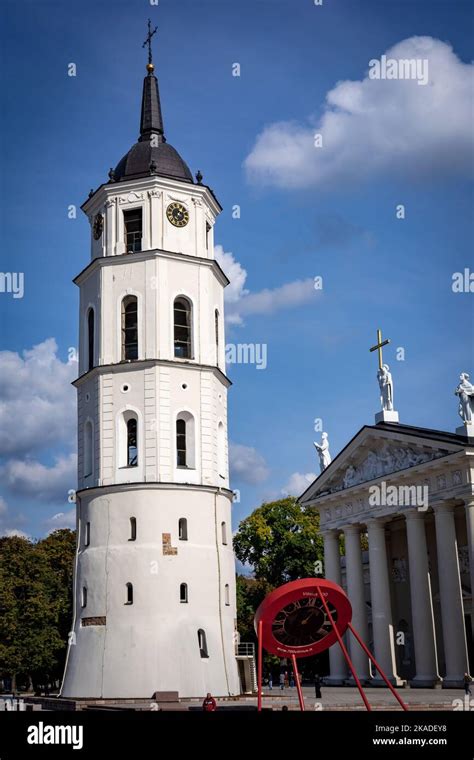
111,66,194,185
114,139,193,183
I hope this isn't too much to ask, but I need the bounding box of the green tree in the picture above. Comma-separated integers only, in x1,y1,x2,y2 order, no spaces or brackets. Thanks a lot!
233,497,324,587
235,575,271,643
0,530,76,692
234,498,329,679
36,529,76,683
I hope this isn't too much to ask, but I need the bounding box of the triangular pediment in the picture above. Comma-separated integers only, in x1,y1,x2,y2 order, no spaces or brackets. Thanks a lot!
299,423,465,504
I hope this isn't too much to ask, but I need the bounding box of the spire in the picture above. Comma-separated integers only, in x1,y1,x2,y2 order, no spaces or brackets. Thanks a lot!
139,20,164,143
110,21,194,184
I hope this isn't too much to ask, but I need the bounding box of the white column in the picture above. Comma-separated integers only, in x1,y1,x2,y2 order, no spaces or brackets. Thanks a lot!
434,503,469,686
344,525,370,680
323,530,348,684
464,497,474,638
149,189,161,250
105,197,116,255
404,511,440,686
367,519,399,683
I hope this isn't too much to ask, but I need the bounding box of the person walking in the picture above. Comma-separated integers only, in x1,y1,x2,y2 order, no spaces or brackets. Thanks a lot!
314,674,322,700
289,672,295,688
279,673,285,691
268,674,273,690
202,693,217,711
463,673,472,696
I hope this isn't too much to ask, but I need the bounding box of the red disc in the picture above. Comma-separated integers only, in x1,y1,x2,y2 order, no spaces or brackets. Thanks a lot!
254,578,352,658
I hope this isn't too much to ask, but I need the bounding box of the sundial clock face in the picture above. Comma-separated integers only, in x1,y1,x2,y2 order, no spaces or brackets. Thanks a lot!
255,578,352,658
166,202,189,228
93,213,103,240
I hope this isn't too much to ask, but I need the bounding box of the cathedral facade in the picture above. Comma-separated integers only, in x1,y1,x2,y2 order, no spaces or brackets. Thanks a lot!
300,419,474,688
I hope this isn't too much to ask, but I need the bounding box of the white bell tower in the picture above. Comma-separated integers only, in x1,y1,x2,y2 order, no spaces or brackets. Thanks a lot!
61,48,240,699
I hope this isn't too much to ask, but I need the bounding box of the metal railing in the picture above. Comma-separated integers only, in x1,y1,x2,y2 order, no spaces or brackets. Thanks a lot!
236,642,255,657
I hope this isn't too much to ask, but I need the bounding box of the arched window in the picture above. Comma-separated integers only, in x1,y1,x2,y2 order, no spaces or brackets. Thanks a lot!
217,422,225,478
198,629,209,658
127,418,138,467
129,517,136,541
85,522,90,547
125,582,133,605
87,308,94,371
179,518,188,541
174,297,192,358
121,296,138,361
82,587,87,608
180,583,188,603
176,412,195,469
176,418,187,467
224,584,230,606
221,521,227,546
215,309,219,364
84,421,93,478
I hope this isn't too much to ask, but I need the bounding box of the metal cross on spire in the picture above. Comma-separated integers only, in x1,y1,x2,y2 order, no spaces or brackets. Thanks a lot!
142,19,158,66
369,328,391,370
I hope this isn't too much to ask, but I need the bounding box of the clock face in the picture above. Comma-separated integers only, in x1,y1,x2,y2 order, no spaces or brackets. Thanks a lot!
93,213,103,240
166,202,189,228
271,596,338,648
254,578,352,658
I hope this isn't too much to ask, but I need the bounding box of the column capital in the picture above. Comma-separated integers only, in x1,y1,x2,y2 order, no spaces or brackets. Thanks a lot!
321,528,341,538
343,524,364,535
366,516,391,530
433,501,456,515
463,496,474,510
404,509,427,522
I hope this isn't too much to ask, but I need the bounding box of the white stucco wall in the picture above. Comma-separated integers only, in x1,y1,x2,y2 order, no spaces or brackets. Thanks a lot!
63,170,239,700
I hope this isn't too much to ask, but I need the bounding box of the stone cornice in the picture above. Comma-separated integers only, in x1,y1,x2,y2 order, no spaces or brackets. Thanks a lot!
81,174,222,216
73,247,230,289
73,358,232,388
76,481,235,500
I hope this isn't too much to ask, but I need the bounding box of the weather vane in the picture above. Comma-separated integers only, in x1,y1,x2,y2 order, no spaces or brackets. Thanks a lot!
142,19,158,67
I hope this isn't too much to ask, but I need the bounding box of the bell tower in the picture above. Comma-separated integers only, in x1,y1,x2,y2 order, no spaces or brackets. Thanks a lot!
61,36,240,699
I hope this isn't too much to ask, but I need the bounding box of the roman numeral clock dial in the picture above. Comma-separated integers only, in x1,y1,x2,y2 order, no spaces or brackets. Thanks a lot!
166,202,189,228
255,578,352,657
271,596,338,647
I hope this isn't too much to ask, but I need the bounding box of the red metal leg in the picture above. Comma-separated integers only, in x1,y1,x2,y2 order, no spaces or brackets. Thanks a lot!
257,619,263,712
348,623,408,711
314,583,372,711
291,654,305,711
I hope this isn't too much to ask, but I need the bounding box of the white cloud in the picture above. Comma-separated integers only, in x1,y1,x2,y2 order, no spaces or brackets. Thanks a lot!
215,245,318,325
244,36,474,189
231,278,316,322
0,339,76,457
44,510,76,532
2,453,77,503
229,443,270,485
281,472,316,497
2,528,30,539
215,245,249,303
0,496,29,538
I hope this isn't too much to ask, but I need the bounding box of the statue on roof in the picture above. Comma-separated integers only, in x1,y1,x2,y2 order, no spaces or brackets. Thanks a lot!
314,432,331,472
377,363,394,412
455,372,474,423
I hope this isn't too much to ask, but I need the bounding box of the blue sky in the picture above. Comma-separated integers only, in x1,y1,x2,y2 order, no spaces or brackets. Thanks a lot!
0,0,472,538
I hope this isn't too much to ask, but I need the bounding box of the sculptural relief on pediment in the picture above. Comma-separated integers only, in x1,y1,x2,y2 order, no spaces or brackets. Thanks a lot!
315,443,450,497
